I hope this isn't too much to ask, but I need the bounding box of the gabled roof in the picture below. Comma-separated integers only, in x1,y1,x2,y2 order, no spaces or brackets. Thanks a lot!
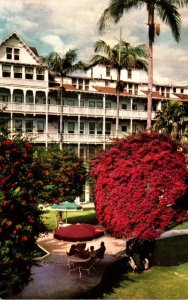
0,32,42,65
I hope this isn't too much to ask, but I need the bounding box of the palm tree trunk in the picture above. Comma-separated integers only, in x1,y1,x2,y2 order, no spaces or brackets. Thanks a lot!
60,77,63,150
147,2,154,131
115,70,121,138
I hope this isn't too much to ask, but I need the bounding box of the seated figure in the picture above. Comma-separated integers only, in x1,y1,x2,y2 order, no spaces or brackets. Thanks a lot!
95,241,106,259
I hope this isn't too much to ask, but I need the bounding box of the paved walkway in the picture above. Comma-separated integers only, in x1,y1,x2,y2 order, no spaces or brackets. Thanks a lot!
13,228,188,299
14,232,126,299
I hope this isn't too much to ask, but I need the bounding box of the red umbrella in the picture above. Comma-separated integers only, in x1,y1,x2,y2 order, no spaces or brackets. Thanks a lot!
54,223,104,242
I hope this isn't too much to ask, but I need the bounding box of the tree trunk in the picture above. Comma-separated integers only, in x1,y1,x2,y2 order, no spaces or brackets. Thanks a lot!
147,2,154,131
60,77,63,150
115,70,121,138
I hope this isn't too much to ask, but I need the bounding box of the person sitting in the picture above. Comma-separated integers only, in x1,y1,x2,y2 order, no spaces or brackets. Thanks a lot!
67,244,77,256
95,241,106,259
89,245,97,258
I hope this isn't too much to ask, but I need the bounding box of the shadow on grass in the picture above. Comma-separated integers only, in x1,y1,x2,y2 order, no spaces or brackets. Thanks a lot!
75,257,132,299
153,235,188,266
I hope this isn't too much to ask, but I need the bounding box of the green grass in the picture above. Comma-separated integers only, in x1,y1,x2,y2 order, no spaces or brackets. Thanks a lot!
101,235,188,299
42,208,97,230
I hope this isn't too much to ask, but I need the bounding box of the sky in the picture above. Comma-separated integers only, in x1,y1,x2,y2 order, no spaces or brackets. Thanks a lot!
0,0,188,85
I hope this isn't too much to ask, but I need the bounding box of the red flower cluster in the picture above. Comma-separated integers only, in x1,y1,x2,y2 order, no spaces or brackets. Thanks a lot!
91,132,188,240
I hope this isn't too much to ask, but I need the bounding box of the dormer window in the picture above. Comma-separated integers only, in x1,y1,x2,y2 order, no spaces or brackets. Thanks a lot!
6,47,20,60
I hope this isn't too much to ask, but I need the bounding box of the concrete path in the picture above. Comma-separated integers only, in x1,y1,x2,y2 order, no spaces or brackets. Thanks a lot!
13,229,188,299
14,233,126,299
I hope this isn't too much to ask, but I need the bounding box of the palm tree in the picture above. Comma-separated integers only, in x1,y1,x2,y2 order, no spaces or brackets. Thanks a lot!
43,50,85,149
90,39,148,137
154,101,186,139
98,0,188,131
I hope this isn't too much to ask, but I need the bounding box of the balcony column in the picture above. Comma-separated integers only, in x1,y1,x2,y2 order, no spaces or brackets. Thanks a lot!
130,98,133,134
45,91,48,148
10,88,14,139
23,89,26,114
33,90,36,115
77,93,81,157
103,94,106,150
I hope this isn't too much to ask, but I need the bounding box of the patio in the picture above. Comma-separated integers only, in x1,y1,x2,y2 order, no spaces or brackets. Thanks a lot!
14,232,126,299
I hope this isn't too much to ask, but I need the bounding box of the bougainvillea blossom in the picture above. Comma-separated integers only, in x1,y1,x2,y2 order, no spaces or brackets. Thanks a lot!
91,132,188,240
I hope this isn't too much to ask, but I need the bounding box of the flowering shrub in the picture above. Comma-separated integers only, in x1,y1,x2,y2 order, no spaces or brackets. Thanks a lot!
91,132,188,240
0,137,58,298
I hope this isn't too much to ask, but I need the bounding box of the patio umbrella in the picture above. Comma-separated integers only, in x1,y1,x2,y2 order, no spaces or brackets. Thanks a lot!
48,201,83,223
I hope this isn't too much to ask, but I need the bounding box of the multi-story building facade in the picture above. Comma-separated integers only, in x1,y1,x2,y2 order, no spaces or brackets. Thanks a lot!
1,32,188,201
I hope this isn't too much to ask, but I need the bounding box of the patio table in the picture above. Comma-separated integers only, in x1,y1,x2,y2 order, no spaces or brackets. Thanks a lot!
67,256,91,278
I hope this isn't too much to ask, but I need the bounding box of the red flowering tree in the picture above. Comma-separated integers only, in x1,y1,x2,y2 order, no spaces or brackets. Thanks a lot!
0,137,58,298
91,132,188,240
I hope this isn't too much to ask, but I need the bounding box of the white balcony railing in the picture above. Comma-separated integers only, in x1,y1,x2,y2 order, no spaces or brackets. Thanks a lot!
1,101,156,120
0,77,48,88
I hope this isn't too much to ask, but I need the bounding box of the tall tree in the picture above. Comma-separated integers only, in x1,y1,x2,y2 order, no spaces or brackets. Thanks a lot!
43,50,85,149
90,39,147,137
154,101,186,139
98,0,188,131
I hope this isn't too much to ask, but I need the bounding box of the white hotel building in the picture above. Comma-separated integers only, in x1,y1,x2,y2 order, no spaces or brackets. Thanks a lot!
1,32,188,162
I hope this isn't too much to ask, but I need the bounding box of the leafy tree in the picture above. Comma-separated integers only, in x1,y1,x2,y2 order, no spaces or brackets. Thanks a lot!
154,101,186,139
91,132,188,240
42,50,85,149
0,136,58,298
98,0,188,130
36,145,87,202
90,39,147,137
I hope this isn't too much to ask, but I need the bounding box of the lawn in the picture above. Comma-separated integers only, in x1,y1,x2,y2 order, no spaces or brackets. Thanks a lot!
42,208,97,230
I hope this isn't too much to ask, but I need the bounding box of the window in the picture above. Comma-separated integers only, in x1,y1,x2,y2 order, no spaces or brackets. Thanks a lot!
173,87,176,93
128,69,132,79
122,125,127,132
166,87,170,98
25,67,34,79
78,79,83,90
27,96,34,104
85,79,89,91
15,119,22,132
67,99,75,106
36,68,44,80
156,86,160,91
91,68,93,78
134,84,138,95
25,120,33,132
14,66,22,78
68,122,75,133
80,122,84,134
6,47,20,60
128,83,133,94
106,66,110,77
2,65,11,77
80,100,84,107
133,104,137,110
122,103,127,110
105,123,111,135
97,123,102,134
37,120,44,133
161,87,165,96
96,101,103,108
181,88,184,94
1,95,8,102
105,101,111,108
15,96,22,103
72,78,77,88
89,122,95,134
89,101,95,108
144,104,147,111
